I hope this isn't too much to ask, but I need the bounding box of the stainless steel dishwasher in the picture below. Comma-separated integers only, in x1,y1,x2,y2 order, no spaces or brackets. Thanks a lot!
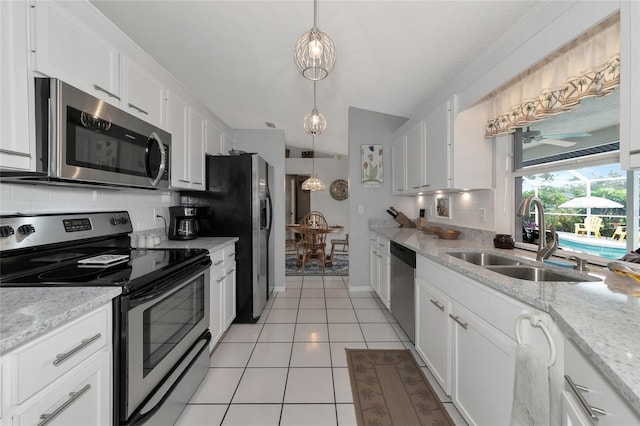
390,241,416,342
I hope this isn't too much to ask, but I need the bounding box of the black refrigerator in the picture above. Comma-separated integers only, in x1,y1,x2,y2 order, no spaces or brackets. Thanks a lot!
180,153,272,323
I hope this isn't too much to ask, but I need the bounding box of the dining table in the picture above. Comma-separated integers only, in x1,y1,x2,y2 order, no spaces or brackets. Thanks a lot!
286,224,344,267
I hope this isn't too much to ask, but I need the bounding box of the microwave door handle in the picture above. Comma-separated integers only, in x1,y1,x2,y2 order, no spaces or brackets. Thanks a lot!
145,132,166,187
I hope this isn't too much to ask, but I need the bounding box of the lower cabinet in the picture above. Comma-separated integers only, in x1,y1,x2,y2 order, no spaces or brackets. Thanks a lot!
222,245,237,330
415,255,529,426
368,233,390,308
0,304,113,426
208,243,237,353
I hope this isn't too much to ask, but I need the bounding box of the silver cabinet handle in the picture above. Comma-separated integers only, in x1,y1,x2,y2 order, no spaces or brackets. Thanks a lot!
395,189,404,192
214,260,224,266
376,254,383,259
92,84,121,101
226,268,235,276
37,383,91,426
449,314,468,329
565,375,606,420
0,148,31,157
430,299,445,311
228,252,235,258
53,333,101,366
412,186,421,189
128,103,149,115
216,276,225,283
178,179,190,183
421,184,431,188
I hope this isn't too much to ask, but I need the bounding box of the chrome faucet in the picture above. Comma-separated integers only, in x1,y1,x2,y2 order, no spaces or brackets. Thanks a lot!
517,196,558,261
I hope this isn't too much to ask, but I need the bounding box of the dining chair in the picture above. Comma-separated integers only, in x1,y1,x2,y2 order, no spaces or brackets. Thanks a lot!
328,234,349,266
299,212,329,273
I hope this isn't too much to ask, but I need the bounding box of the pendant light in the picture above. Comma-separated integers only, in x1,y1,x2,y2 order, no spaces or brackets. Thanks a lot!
294,0,336,81
303,82,326,135
301,136,326,191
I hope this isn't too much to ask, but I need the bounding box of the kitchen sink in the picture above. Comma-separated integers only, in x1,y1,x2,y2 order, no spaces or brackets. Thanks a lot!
447,251,523,266
484,265,599,283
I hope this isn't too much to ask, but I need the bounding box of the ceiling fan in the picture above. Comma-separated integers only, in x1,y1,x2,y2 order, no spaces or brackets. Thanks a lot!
521,127,590,147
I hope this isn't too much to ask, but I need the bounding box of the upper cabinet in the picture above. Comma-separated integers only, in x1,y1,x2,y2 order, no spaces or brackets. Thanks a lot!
391,136,407,195
405,120,426,192
620,0,640,170
205,122,223,156
121,57,166,128
0,1,32,171
33,1,121,107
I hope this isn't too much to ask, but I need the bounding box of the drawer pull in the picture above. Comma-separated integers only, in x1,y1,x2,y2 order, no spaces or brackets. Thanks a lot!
449,314,468,329
226,268,235,276
430,299,445,311
565,375,606,420
213,260,224,266
53,333,101,366
37,383,91,426
128,103,149,115
92,84,121,101
216,276,225,283
0,148,31,157
227,252,235,258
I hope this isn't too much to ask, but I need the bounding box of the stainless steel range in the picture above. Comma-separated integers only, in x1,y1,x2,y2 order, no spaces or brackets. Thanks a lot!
0,211,212,425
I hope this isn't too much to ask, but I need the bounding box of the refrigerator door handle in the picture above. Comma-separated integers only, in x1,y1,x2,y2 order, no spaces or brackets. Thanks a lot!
266,187,273,235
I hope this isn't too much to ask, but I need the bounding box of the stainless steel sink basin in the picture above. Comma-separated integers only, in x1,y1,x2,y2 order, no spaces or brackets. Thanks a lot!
448,251,523,266
484,265,598,282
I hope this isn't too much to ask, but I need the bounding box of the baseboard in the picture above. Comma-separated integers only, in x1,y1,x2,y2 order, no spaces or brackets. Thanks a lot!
349,285,374,293
273,286,286,292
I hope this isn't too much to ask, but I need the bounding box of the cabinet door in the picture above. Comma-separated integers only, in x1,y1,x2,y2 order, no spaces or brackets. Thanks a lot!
378,252,390,309
205,121,223,156
167,91,189,188
209,264,224,352
415,278,451,395
33,1,120,106
188,108,205,190
121,57,165,128
451,302,516,426
223,262,237,330
369,236,379,294
561,391,591,426
424,102,450,189
392,136,407,194
620,0,640,169
405,121,426,192
0,0,32,171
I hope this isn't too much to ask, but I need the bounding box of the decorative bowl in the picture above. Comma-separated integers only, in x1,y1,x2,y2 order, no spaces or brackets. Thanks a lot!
436,229,461,240
421,226,443,235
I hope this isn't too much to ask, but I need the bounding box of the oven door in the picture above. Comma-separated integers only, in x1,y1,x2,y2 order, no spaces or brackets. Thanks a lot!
123,265,210,420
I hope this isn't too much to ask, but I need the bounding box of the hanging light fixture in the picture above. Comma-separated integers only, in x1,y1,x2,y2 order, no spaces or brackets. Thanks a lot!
294,0,336,81
304,82,327,135
301,136,326,191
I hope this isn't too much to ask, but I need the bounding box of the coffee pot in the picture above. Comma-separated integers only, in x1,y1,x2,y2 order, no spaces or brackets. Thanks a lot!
168,206,199,240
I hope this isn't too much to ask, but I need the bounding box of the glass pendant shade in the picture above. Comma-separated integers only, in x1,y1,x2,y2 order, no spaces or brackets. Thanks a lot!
304,107,326,135
301,175,326,191
294,27,336,81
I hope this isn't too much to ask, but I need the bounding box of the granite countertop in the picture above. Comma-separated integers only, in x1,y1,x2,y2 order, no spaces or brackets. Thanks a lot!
0,287,121,355
370,226,640,416
154,236,238,251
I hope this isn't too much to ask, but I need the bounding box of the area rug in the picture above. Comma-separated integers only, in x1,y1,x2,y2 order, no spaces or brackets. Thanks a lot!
346,349,454,426
285,254,349,276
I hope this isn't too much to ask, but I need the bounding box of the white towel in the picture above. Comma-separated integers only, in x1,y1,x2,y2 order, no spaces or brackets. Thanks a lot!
510,344,550,426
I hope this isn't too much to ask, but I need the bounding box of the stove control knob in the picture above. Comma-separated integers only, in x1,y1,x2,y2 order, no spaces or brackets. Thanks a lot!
0,225,15,238
17,224,35,236
110,218,118,225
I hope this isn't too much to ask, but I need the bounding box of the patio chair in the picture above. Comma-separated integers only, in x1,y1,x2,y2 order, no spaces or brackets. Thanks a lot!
574,216,603,237
611,226,627,241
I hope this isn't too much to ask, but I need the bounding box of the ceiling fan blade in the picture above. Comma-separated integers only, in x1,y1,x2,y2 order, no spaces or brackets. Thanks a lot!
542,132,591,139
539,139,576,147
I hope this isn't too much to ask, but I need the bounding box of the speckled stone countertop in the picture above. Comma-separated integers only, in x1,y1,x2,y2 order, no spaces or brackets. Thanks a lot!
0,287,121,355
154,237,238,251
370,226,640,416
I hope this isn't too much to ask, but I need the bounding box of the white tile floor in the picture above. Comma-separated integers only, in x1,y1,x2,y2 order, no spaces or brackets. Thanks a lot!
176,275,467,426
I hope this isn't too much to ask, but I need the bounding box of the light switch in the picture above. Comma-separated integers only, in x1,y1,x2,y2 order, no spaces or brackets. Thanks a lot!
358,205,364,214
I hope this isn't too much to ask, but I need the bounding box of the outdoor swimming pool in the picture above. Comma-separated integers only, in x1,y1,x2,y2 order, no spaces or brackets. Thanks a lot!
558,237,627,260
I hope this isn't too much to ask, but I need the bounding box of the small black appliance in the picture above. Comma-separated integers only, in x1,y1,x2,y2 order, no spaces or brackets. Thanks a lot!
169,206,199,240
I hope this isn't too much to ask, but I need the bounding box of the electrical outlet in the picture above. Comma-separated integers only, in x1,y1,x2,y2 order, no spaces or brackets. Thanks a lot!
358,205,364,214
153,208,160,221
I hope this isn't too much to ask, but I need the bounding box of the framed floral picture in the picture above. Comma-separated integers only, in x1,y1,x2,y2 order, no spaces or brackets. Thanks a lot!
361,145,383,185
435,197,452,219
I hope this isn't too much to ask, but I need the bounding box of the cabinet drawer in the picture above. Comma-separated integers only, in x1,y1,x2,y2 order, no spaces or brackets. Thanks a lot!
209,249,224,270
14,351,111,426
223,245,236,265
11,306,109,404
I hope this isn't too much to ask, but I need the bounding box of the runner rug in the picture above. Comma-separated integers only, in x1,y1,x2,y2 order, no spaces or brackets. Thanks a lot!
346,349,454,426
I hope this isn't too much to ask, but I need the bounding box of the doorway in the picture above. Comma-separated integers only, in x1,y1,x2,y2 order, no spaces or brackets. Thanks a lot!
285,175,310,252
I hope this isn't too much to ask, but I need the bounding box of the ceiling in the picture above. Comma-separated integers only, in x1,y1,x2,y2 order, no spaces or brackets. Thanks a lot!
91,1,539,156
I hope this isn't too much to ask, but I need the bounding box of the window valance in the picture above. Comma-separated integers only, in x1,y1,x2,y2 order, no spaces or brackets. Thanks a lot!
484,15,620,138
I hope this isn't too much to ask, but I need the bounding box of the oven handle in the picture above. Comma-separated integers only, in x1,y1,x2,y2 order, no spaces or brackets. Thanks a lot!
126,330,211,426
128,259,211,308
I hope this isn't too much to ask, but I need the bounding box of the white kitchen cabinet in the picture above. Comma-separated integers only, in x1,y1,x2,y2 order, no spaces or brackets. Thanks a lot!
562,339,639,426
424,102,450,190
33,1,120,107
0,0,33,171
205,121,223,156
167,91,205,190
120,56,166,128
377,237,390,309
405,120,427,193
620,0,640,170
369,234,380,295
0,304,112,426
415,277,451,394
222,245,237,330
391,136,407,195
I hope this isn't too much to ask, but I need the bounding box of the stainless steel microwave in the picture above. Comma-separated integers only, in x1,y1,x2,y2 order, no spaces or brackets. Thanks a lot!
2,78,171,189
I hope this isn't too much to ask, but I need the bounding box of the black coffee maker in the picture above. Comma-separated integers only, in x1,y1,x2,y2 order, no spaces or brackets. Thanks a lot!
168,206,199,240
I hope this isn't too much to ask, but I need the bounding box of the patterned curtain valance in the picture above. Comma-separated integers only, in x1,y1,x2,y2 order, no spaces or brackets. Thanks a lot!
485,15,620,138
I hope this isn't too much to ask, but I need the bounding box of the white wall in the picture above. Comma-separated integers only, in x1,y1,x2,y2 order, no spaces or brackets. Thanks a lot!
234,129,286,291
348,107,411,289
285,156,350,241
0,182,178,232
